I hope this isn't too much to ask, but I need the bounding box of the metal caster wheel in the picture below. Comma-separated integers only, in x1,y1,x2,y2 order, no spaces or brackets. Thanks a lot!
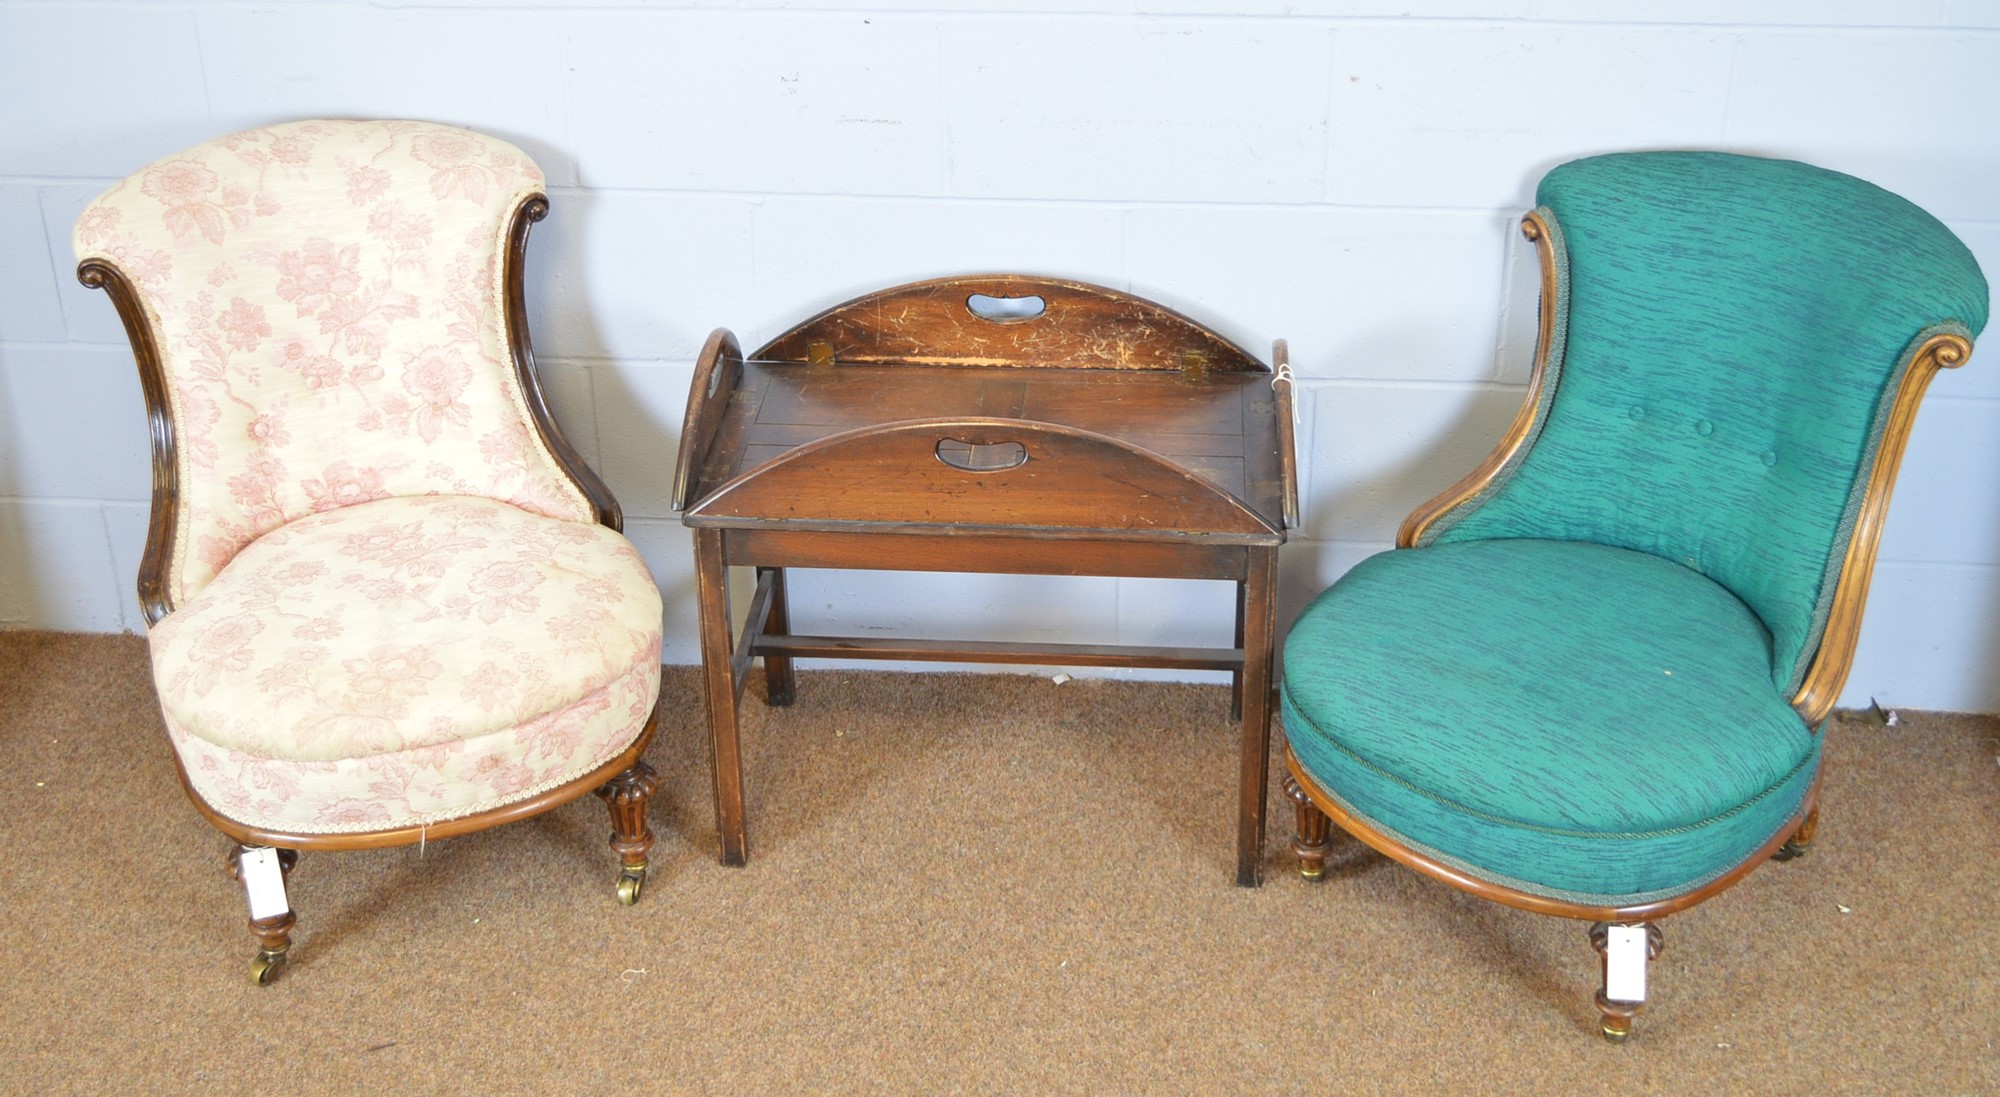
615,864,647,906
1774,808,1818,862
250,949,288,986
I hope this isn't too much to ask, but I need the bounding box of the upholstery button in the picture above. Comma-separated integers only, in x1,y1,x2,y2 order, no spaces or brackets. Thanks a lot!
1695,420,1714,436
1628,406,1646,421
1761,451,1778,467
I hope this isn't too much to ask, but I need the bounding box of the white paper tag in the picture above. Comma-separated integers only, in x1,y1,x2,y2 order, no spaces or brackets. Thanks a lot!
1605,924,1648,1003
238,847,291,922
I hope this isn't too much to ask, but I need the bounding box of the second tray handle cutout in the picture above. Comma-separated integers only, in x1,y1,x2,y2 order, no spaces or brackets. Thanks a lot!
966,293,1047,323
936,438,1028,472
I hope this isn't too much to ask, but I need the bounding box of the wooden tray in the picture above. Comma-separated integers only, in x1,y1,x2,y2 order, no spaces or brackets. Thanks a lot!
674,274,1297,885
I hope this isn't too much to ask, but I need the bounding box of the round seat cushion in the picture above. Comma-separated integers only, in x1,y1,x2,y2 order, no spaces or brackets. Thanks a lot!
148,495,663,834
1281,538,1819,905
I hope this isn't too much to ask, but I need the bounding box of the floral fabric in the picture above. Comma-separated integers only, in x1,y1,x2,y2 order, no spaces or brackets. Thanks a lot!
148,495,663,834
73,120,592,609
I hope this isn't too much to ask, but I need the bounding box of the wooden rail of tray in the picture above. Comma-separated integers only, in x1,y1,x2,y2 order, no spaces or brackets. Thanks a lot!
672,327,745,515
754,273,1265,371
670,274,1299,530
684,416,1281,542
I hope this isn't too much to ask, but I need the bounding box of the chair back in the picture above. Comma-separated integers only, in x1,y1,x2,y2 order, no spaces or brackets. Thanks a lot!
74,120,593,609
1429,152,1988,693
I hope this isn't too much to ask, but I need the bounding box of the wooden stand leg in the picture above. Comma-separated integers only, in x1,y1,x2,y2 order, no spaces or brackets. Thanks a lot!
597,761,661,905
1284,773,1330,880
1230,579,1247,722
759,566,796,707
695,529,749,866
1774,803,1820,862
1236,548,1278,888
1590,921,1664,1041
228,844,299,985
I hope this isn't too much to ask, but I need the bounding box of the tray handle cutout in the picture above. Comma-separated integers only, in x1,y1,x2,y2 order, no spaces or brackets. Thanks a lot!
965,293,1047,323
936,437,1029,472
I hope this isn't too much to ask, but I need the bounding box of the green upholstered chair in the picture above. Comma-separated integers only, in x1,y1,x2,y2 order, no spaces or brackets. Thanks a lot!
1279,152,1987,1040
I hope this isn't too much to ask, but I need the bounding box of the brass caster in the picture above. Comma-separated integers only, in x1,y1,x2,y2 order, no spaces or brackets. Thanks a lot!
1297,863,1325,882
1775,808,1819,862
250,949,288,986
615,864,647,906
1601,1021,1632,1043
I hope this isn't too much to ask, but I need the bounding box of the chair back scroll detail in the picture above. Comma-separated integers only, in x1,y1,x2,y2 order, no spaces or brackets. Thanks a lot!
1400,208,1571,550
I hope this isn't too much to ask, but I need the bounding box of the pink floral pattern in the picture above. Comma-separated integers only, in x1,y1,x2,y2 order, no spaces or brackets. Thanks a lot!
78,122,660,835
72,120,590,608
148,495,662,834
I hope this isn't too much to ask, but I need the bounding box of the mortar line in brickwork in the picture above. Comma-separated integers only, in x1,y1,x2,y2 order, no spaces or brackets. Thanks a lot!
319,6,1985,33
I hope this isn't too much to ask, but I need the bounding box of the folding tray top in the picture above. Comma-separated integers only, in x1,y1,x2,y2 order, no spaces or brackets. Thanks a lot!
673,275,1297,544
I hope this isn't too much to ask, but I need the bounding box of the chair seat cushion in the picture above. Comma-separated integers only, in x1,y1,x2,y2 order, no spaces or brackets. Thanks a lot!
1281,539,1819,904
148,495,663,834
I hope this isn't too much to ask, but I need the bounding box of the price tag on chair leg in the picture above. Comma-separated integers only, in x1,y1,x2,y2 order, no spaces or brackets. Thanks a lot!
238,847,291,922
1605,924,1649,1003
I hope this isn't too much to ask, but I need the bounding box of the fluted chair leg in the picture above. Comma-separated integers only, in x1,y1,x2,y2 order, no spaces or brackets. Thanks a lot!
598,762,660,905
1590,921,1664,1041
1774,804,1821,862
1284,774,1331,880
229,844,300,985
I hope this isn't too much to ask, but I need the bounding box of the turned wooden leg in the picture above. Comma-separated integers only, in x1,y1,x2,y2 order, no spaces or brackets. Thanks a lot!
596,761,661,905
759,566,796,707
1284,772,1331,880
695,528,749,866
1590,921,1664,1041
227,844,299,985
1774,804,1820,862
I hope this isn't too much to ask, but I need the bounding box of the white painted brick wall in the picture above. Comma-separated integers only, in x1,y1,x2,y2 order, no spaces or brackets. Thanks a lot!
1,1,1994,711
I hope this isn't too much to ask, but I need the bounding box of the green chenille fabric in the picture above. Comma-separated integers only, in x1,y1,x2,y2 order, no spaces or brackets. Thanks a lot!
1425,152,1988,695
1282,539,1821,904
1288,152,1988,903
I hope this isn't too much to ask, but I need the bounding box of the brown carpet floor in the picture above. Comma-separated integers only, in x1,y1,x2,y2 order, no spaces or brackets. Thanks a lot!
1,630,1995,1095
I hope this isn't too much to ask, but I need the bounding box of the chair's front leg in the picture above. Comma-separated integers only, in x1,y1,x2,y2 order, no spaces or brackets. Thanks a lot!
597,762,661,905
229,844,299,985
1590,921,1665,1041
1774,803,1821,861
1284,773,1331,880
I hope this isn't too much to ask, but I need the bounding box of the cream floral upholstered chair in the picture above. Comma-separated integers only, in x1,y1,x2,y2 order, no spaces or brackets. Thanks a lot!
1279,152,1986,1039
75,120,665,983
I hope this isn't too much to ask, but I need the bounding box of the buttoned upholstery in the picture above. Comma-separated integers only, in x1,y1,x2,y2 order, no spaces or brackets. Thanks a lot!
1279,151,1985,1035
1419,152,1989,695
1286,151,1986,905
